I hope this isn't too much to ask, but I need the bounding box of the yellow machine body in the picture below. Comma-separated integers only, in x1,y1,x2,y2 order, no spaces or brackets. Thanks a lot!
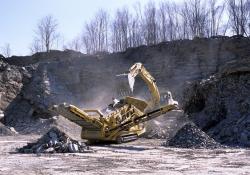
52,102,177,142
51,63,178,143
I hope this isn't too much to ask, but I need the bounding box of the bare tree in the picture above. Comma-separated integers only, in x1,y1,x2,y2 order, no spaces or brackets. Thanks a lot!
30,39,43,54
182,0,209,38
208,0,226,36
31,15,59,53
143,1,159,45
128,15,144,48
227,0,250,35
180,4,191,39
158,2,168,42
82,21,96,54
158,2,181,41
111,7,131,52
131,2,144,46
64,36,82,52
248,1,250,35
1,43,11,57
82,9,109,54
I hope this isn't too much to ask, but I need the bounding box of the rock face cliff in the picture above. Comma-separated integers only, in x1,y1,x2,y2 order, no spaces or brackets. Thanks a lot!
183,59,250,147
4,36,250,104
0,36,249,145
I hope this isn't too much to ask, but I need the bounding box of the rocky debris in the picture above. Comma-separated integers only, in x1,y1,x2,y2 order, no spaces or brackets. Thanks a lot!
0,122,15,136
0,54,4,59
9,127,18,134
0,60,38,131
165,123,222,149
0,60,27,110
183,59,250,147
0,60,54,132
0,110,4,121
18,127,93,154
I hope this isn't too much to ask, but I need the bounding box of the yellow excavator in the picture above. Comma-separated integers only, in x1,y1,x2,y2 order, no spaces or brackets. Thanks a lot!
51,63,178,143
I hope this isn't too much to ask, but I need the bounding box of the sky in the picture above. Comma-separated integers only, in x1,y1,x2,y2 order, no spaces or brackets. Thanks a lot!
1,0,226,56
1,0,174,56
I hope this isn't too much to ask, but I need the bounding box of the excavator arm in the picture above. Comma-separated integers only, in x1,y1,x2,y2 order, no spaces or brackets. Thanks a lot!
128,63,160,108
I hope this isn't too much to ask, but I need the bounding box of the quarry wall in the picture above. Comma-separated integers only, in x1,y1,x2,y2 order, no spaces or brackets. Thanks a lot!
0,36,250,143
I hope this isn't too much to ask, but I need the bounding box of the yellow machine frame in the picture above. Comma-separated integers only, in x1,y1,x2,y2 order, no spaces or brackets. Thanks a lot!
51,63,178,143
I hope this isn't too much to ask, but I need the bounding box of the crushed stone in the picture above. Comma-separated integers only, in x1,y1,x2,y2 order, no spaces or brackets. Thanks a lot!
0,122,15,136
18,127,93,154
165,123,223,149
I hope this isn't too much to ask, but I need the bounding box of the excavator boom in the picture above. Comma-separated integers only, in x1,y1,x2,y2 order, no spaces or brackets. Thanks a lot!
129,63,160,108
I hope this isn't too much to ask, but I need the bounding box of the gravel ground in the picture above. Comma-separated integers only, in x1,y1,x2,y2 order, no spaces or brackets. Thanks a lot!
0,135,249,175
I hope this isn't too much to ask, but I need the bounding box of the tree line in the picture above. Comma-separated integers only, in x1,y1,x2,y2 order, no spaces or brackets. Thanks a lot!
10,0,250,56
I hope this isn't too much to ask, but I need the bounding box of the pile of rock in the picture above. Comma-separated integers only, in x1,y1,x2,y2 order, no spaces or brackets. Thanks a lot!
0,122,15,136
165,123,222,149
183,59,250,147
18,127,93,154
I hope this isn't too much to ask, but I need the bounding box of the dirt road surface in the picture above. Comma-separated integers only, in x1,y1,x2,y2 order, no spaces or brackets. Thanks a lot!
0,136,249,175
